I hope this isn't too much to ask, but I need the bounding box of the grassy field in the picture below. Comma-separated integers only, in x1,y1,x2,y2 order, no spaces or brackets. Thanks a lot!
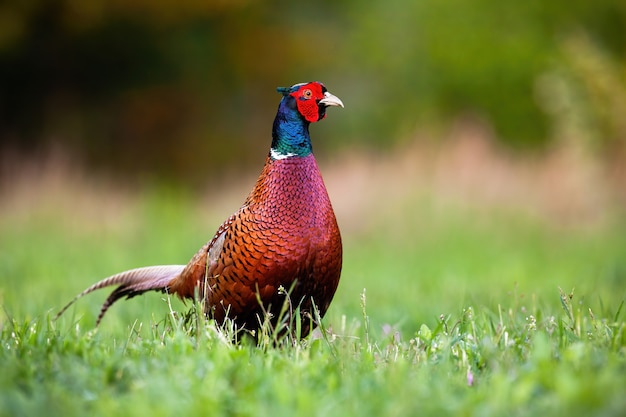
1,144,625,416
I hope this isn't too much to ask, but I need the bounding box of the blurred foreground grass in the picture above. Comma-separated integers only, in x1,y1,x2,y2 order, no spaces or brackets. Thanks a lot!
1,141,625,416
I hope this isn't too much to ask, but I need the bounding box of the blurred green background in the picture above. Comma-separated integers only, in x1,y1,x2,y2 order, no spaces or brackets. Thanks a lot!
1,6,626,415
0,0,625,342
1,0,625,182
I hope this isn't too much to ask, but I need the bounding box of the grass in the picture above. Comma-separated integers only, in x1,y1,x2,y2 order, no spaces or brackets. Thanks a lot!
1,150,625,417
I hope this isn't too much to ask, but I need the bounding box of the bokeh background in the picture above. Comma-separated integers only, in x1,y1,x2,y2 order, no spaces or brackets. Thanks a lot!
1,0,625,182
0,0,625,331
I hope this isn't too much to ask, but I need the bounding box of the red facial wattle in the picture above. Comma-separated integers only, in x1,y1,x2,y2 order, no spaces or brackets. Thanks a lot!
291,82,327,123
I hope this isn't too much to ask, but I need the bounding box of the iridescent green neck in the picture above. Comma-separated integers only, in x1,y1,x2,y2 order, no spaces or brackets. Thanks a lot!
270,95,312,160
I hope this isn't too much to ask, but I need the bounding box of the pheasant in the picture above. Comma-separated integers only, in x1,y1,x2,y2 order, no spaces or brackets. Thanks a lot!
56,81,344,338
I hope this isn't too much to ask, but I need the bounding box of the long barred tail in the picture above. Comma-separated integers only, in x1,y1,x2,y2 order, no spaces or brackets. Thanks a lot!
55,265,186,325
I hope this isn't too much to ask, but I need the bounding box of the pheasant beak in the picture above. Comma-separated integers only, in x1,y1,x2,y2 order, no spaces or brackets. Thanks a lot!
319,91,344,108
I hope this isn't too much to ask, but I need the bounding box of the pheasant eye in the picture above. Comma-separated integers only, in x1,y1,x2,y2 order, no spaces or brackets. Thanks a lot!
303,89,312,99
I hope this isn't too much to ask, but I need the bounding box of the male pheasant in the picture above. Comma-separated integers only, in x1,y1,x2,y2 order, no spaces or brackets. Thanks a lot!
57,81,344,338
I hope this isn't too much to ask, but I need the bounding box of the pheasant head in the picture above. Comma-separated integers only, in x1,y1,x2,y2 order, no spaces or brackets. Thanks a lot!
271,81,343,160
